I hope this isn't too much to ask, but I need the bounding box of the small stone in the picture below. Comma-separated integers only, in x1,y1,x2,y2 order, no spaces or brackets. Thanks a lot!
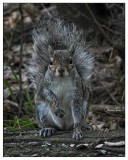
76,144,89,150
95,144,104,149
28,142,38,145
41,144,47,147
62,143,68,148
32,153,38,157
97,149,107,155
46,148,50,151
46,142,51,146
70,144,75,148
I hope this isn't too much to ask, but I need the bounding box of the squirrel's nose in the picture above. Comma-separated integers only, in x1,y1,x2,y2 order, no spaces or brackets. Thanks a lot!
58,68,65,73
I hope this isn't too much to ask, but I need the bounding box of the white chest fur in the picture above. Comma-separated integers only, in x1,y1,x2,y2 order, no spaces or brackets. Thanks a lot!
48,76,74,130
49,76,74,106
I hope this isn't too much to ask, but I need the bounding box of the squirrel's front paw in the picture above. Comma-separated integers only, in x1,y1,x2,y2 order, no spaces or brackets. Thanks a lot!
55,108,65,118
72,130,83,140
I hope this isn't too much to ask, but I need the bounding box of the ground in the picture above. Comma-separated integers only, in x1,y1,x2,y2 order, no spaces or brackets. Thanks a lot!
4,129,125,157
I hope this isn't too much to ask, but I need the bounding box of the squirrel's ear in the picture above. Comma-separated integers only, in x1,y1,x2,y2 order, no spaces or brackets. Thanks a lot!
48,45,54,56
69,44,75,56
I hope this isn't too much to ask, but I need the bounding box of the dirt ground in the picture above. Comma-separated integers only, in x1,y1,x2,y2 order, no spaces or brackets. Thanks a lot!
3,129,125,157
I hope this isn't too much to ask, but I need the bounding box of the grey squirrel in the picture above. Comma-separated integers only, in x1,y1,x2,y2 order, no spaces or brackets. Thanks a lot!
29,18,94,140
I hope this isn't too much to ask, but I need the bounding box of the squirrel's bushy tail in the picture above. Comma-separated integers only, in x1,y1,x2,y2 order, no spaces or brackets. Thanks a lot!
29,17,94,88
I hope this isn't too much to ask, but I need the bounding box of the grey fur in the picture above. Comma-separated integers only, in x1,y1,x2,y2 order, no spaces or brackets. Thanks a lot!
30,18,93,88
29,18,94,140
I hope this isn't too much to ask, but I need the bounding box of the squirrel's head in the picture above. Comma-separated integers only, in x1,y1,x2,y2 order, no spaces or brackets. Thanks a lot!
48,45,75,77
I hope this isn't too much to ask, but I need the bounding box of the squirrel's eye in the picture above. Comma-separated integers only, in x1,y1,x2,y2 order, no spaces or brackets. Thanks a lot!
69,59,73,64
50,61,53,65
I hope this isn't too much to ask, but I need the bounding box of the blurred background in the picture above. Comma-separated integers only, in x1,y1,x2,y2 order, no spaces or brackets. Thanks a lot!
3,3,125,131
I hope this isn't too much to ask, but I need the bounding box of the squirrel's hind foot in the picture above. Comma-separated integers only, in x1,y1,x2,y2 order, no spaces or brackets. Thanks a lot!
72,130,83,140
40,128,56,137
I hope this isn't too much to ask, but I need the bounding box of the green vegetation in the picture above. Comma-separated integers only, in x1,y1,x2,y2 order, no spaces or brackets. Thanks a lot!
4,116,36,131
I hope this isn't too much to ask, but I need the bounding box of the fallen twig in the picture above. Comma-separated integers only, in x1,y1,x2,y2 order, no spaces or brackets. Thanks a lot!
104,141,125,147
